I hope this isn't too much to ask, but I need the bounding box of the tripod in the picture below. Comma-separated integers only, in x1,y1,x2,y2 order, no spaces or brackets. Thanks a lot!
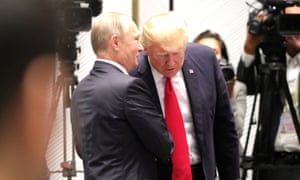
49,32,82,180
240,33,300,180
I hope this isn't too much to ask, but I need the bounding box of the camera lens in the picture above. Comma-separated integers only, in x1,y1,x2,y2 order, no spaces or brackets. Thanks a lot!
222,67,235,82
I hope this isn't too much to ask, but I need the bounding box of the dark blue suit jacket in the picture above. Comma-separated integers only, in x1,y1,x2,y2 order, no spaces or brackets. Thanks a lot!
71,61,173,180
130,43,240,180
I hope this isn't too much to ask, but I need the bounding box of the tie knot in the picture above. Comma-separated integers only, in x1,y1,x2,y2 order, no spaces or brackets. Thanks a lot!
165,77,172,87
165,77,172,83
165,77,174,95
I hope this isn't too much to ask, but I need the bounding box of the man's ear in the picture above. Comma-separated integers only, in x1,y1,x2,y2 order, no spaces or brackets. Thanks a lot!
110,34,119,51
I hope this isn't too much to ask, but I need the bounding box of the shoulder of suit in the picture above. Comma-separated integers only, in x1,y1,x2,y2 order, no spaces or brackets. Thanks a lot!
185,43,216,61
186,42,214,51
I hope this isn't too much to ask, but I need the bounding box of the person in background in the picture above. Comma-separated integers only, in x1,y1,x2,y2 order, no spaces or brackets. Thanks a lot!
193,30,247,155
236,4,300,180
0,0,59,179
130,12,240,180
70,12,173,180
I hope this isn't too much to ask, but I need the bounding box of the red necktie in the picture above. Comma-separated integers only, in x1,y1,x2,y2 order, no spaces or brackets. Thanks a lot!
164,77,192,180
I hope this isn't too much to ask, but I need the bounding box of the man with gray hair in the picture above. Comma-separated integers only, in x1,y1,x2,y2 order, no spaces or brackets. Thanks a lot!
71,12,173,180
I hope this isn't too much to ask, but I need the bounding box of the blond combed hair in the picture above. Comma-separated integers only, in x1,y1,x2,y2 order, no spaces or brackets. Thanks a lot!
142,11,188,51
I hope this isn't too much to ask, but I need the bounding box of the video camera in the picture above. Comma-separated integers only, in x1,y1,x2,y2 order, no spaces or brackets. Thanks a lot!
56,0,102,32
219,59,235,83
55,0,102,80
248,0,300,36
246,0,300,66
55,0,102,60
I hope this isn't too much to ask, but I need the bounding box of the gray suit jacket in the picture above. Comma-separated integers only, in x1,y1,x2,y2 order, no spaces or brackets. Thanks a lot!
130,43,240,180
71,61,173,180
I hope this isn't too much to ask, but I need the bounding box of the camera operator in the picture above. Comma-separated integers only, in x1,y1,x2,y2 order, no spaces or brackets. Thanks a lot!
237,4,300,180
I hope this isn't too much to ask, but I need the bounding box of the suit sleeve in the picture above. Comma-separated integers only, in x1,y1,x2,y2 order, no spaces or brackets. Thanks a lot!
124,78,173,163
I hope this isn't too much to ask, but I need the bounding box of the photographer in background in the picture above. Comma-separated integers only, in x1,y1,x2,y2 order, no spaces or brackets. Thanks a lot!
193,30,247,156
237,4,300,180
0,0,59,179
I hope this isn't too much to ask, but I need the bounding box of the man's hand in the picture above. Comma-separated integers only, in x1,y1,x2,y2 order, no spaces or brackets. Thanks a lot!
244,10,267,55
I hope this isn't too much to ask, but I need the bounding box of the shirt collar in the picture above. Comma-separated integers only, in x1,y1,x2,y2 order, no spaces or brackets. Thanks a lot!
97,58,128,75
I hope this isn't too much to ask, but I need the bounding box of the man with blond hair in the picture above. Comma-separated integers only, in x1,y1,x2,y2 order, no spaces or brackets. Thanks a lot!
130,12,240,180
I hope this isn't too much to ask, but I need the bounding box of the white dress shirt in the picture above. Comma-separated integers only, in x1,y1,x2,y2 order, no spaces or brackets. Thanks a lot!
149,62,201,165
97,58,128,75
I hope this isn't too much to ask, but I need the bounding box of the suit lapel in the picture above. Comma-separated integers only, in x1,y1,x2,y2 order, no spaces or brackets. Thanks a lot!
137,56,163,114
182,60,202,104
182,60,204,138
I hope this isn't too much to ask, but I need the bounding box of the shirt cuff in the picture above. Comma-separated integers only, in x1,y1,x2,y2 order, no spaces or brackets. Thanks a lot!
241,52,255,68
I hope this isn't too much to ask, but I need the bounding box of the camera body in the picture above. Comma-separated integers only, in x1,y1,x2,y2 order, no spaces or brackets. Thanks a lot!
247,0,300,65
248,0,300,36
56,0,102,61
57,0,103,32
